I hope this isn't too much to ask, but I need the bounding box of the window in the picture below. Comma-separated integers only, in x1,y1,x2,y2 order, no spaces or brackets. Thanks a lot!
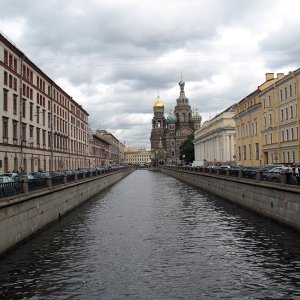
280,90,283,101
3,89,8,111
289,84,292,97
48,113,51,128
14,77,17,91
264,134,267,145
270,132,273,144
292,151,295,163
286,129,289,141
269,113,272,125
14,58,17,72
268,95,271,106
9,74,12,88
281,110,284,121
291,106,293,118
30,103,33,121
36,128,40,145
4,49,8,64
13,120,18,140
243,145,246,160
249,144,252,159
36,106,40,123
13,94,17,114
284,87,287,99
22,123,27,141
285,107,288,120
3,71,8,85
281,130,284,142
42,130,46,146
255,143,259,160
263,116,266,127
291,128,294,140
22,99,26,118
2,117,8,139
9,54,13,68
29,125,33,138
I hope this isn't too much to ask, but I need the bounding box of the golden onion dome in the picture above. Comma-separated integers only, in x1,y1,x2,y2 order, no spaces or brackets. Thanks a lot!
153,96,164,109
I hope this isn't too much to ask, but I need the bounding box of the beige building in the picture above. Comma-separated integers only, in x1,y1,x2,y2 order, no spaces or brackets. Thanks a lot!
124,147,152,165
193,104,236,165
234,73,284,167
89,130,111,167
119,142,125,165
96,130,121,165
260,69,300,164
0,33,90,173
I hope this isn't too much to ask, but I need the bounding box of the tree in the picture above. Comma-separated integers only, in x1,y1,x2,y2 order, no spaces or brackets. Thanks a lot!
179,133,195,164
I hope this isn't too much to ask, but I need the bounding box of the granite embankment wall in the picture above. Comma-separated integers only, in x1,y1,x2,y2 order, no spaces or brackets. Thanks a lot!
161,167,300,231
0,168,134,256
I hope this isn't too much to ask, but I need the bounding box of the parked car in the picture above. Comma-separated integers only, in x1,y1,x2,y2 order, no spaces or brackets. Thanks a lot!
48,171,62,177
19,172,35,180
0,175,17,196
262,166,287,183
34,171,50,178
78,168,89,174
64,169,74,175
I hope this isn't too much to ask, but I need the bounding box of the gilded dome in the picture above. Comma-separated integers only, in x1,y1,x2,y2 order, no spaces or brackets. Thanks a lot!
153,96,164,109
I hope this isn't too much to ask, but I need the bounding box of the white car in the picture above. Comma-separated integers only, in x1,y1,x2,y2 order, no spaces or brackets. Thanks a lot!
0,176,16,197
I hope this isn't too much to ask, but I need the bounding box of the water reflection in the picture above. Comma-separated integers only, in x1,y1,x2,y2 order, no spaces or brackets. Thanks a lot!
0,170,299,299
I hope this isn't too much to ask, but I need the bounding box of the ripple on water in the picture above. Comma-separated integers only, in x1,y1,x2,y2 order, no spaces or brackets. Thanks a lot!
0,170,299,299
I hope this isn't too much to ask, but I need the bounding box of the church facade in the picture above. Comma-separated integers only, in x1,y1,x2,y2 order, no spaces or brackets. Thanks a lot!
150,80,202,165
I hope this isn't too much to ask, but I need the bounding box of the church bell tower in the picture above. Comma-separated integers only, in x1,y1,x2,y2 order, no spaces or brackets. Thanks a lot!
150,96,166,151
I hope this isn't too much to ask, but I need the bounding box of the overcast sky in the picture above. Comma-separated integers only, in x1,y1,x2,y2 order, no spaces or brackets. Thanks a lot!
1,0,300,149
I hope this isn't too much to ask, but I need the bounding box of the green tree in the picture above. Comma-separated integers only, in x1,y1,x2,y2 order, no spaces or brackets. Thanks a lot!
179,133,195,164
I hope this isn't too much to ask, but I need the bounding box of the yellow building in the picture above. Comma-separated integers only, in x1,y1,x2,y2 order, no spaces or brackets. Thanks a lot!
124,147,153,165
260,69,300,164
234,73,284,167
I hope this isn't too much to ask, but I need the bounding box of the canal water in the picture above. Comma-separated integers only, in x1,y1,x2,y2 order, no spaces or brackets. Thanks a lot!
0,170,299,299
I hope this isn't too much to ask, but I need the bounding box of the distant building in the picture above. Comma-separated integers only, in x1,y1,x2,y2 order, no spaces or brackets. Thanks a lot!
150,80,201,165
89,129,111,167
95,130,120,165
124,147,152,165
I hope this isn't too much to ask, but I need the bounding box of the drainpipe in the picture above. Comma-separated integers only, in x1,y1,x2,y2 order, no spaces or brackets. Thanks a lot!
19,55,24,171
50,82,54,171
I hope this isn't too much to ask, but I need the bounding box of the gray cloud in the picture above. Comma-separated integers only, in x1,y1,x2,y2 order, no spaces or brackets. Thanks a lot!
1,0,299,148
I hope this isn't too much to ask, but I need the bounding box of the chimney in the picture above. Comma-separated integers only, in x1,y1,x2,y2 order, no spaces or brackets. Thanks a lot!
265,73,274,81
277,73,284,80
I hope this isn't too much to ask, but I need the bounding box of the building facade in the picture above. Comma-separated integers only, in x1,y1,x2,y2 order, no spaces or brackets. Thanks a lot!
89,129,111,167
193,104,236,166
0,33,89,174
234,73,284,167
150,80,201,165
260,69,300,165
124,147,152,165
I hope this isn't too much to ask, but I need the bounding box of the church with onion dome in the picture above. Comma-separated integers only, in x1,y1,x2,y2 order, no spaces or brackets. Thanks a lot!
150,80,202,165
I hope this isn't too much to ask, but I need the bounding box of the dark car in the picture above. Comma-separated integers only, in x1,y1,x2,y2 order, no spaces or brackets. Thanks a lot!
78,168,89,174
